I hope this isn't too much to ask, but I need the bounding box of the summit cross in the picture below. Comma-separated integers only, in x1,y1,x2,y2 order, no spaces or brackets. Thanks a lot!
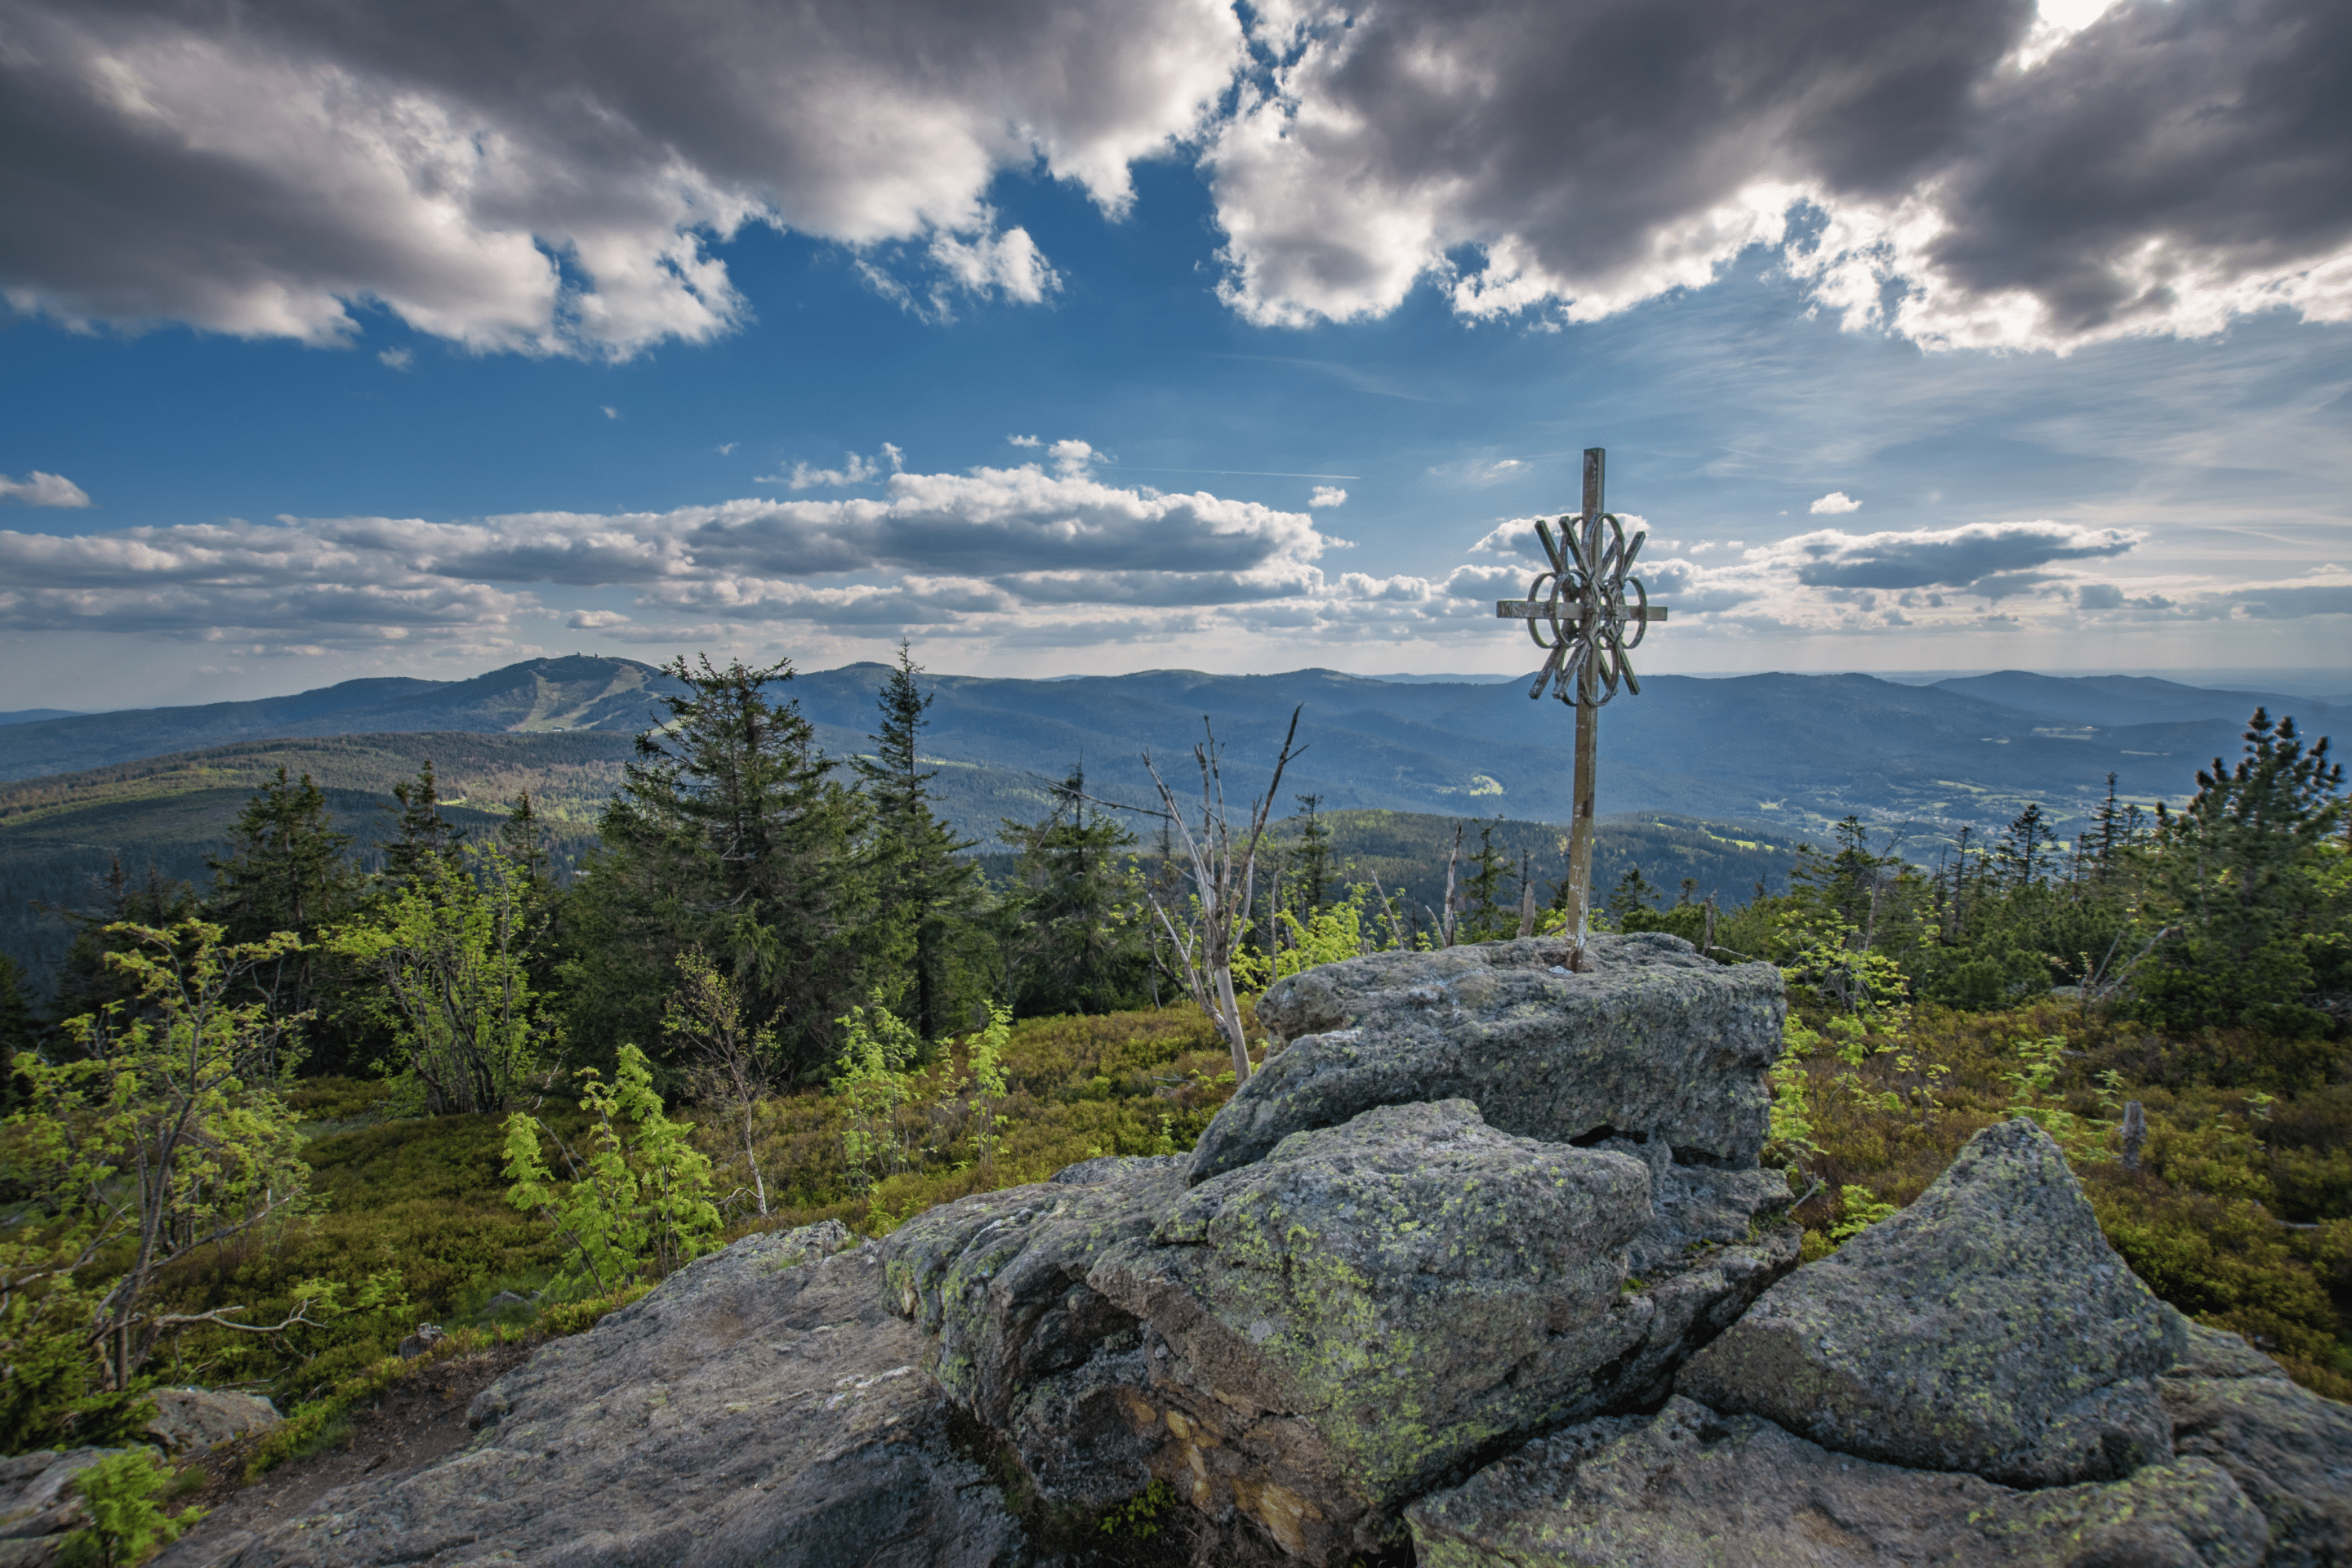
1494,447,1671,942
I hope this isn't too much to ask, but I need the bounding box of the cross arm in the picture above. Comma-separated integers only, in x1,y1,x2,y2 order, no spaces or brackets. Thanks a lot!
1494,601,1671,621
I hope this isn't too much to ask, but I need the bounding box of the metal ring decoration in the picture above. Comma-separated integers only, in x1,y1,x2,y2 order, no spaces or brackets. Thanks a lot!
1523,510,1652,708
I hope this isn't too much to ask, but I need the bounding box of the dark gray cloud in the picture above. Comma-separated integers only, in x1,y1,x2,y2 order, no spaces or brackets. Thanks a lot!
1214,0,2352,345
2,0,2341,351
0,0,1239,350
1926,0,2352,339
1788,521,2136,590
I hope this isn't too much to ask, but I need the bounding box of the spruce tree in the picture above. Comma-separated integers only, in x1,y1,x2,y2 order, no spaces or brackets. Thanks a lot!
851,643,981,1040
566,655,864,1077
1994,803,2058,891
2139,708,2348,1034
207,768,357,944
203,768,359,1046
53,860,203,1030
382,759,461,883
999,765,1147,1016
1288,795,1334,917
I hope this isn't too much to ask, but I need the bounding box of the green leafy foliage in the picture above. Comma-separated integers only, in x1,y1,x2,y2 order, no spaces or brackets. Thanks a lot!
4,921,315,1428
326,847,550,1116
58,1449,202,1568
501,1045,720,1300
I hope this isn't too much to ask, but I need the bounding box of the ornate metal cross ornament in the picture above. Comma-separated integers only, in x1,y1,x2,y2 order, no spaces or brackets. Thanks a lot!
1492,448,1672,941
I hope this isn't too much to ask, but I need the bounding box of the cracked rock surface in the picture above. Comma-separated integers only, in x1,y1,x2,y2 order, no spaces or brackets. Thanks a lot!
2158,1319,2352,1567
1678,1117,2182,1488
1407,1395,2269,1568
177,1222,1031,1568
885,1100,1799,1565
1202,933,1786,1182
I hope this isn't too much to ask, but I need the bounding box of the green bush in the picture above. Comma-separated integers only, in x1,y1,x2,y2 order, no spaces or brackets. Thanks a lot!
59,1449,201,1568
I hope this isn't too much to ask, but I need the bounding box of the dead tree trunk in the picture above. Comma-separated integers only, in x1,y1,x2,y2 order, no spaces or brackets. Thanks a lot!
1143,709,1305,1083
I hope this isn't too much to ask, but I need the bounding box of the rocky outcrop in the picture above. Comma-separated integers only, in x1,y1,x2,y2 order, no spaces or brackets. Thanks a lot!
176,1221,1036,1568
94,936,2350,1568
1677,1118,2181,1487
2158,1319,2352,1567
1198,933,1786,1181
1407,1396,2270,1567
885,1097,1799,1563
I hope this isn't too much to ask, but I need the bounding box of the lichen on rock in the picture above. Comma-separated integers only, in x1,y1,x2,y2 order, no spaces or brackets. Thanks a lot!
1677,1116,2185,1487
1199,933,1787,1183
1407,1395,2270,1568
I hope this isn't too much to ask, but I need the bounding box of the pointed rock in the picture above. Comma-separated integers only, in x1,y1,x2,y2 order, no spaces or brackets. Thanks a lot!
1677,1116,2183,1487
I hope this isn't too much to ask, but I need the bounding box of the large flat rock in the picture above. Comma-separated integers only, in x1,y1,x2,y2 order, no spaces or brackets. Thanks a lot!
1407,1395,2269,1567
1677,1116,2182,1487
175,1223,1032,1568
1197,933,1785,1183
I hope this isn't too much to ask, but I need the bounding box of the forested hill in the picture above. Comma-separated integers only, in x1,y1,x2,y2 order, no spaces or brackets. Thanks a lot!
8,658,2344,852
0,713,1802,992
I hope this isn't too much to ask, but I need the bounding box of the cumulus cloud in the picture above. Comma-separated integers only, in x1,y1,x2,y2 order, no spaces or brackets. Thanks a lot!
0,0,1241,357
0,471,91,508
2,0,2340,357
1810,492,1861,514
0,455,1348,648
1309,486,1348,508
1208,0,2352,350
377,347,412,371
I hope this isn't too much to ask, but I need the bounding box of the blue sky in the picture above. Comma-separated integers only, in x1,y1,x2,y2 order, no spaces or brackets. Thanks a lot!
2,0,2347,710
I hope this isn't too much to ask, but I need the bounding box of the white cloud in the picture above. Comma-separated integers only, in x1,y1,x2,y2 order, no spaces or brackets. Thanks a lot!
1810,492,1861,514
0,0,1242,357
1049,439,1098,476
0,471,92,509
1309,486,1348,508
601,406,620,421
1008,434,1042,448
377,346,413,370
715,443,737,455
0,457,1346,648
773,446,906,490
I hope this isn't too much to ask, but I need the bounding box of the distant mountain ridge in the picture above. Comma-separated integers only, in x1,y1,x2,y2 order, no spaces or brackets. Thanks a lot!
0,656,684,781
3,658,2343,852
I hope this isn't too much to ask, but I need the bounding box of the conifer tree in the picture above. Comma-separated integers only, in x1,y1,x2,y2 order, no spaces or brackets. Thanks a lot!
565,656,864,1077
1459,819,1515,940
207,768,357,943
1994,802,2058,891
382,759,461,884
852,643,980,1040
1287,795,1334,917
203,767,358,1027
1000,765,1147,1017
2138,708,2348,1033
52,860,202,1031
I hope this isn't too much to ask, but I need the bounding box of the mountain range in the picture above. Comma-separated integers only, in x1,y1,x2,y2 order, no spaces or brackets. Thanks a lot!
7,656,2345,846
6,654,2345,985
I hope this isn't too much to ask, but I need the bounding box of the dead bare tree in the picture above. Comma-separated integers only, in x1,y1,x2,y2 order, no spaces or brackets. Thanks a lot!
1143,709,1305,1082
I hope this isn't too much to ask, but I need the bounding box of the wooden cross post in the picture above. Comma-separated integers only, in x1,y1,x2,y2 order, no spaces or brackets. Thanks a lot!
1494,448,1670,942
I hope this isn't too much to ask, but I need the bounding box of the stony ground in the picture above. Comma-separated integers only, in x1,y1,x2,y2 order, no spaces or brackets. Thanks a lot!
159,1346,529,1566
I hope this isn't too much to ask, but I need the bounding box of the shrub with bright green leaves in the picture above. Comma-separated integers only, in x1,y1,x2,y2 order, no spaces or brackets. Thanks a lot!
501,1043,720,1299
58,1449,202,1568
